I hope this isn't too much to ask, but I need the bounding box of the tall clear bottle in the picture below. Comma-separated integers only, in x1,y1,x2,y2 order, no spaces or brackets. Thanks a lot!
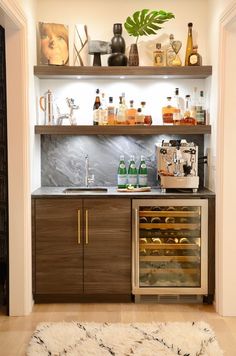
117,94,127,124
185,22,193,66
107,97,116,125
196,90,206,125
117,155,127,188
126,100,136,125
138,156,148,187
166,34,175,66
128,155,138,187
93,88,101,125
99,92,108,125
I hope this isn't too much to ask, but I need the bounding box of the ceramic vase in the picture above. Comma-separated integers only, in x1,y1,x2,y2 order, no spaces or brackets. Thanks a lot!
128,43,139,66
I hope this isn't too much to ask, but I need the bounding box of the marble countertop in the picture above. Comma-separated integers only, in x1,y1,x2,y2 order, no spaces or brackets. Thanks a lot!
32,186,215,198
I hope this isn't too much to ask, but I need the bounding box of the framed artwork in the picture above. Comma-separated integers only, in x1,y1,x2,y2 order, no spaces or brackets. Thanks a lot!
38,22,69,65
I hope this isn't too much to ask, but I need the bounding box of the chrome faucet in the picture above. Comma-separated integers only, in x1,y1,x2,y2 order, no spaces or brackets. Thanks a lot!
85,154,95,187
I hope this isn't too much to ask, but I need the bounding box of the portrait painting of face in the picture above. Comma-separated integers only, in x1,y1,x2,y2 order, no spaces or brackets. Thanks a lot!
39,22,69,65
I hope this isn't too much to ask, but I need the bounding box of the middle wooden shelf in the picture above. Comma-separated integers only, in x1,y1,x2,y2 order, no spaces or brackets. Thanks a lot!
35,125,211,135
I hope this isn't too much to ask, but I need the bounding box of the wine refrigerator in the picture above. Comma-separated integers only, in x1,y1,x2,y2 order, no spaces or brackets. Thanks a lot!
132,199,208,301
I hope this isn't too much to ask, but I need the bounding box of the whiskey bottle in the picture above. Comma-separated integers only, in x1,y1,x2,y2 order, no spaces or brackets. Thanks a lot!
138,156,148,187
117,155,127,188
153,43,164,66
93,88,101,125
180,95,197,125
116,94,127,124
188,45,202,66
128,155,137,187
173,88,181,125
141,101,152,126
185,23,193,66
135,108,145,125
162,97,175,125
166,34,175,66
98,92,108,125
107,97,116,125
126,100,136,125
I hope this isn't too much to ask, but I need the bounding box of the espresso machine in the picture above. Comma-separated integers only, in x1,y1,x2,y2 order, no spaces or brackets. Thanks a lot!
156,140,199,192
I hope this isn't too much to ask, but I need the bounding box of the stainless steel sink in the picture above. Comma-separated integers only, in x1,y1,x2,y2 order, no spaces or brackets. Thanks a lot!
63,187,108,194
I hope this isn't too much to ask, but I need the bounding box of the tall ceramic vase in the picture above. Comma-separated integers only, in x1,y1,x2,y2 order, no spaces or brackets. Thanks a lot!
128,43,139,66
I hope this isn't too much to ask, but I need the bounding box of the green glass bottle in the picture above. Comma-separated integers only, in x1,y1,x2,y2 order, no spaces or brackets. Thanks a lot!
117,155,127,188
138,155,148,187
128,155,137,188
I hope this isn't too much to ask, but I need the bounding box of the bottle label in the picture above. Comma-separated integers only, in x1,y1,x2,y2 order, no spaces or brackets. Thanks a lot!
128,174,137,186
118,174,127,186
139,174,147,187
190,54,198,65
140,163,146,169
129,163,136,169
119,163,126,169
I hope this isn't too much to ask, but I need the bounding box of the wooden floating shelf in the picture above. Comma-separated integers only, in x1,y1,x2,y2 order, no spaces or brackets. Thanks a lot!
35,125,211,135
34,65,212,79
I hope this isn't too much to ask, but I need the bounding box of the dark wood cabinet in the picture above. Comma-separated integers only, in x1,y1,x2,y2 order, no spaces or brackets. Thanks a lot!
33,197,132,302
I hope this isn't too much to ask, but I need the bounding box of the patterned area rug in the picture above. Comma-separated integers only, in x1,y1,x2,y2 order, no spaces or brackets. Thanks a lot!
27,321,223,355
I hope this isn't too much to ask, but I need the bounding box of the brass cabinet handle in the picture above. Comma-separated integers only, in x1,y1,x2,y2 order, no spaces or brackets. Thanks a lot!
85,209,89,244
77,210,81,244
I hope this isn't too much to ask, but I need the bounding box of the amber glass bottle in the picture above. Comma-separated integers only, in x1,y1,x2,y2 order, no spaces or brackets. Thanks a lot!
185,23,193,66
188,45,202,66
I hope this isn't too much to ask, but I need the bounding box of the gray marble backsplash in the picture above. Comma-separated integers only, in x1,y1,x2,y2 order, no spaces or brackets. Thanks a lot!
41,135,204,187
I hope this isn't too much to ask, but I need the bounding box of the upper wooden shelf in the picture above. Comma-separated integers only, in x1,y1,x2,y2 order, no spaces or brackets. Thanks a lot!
34,65,212,79
35,125,211,135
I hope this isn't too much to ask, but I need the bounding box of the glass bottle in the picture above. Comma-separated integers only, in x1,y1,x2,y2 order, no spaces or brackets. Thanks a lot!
173,88,181,125
126,100,136,125
141,101,152,126
188,45,202,66
117,155,127,188
162,97,175,125
166,34,175,66
93,88,101,125
116,94,127,124
138,155,148,187
185,22,193,66
196,90,206,125
153,43,164,66
128,155,137,187
135,108,145,125
98,92,108,125
180,95,197,125
107,97,116,125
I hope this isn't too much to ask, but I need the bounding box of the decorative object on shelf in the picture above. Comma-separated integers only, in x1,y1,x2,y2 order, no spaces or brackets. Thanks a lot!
153,43,164,66
185,22,193,66
188,45,202,66
39,89,55,125
171,39,182,66
38,22,69,65
128,43,139,66
124,9,175,66
88,40,111,66
56,97,79,125
166,34,175,66
108,23,128,66
73,24,88,66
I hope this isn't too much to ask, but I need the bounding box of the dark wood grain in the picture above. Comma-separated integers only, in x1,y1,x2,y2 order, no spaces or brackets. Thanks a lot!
35,199,83,294
31,199,35,294
83,199,132,294
208,197,215,297
35,125,212,135
34,65,212,79
34,294,132,303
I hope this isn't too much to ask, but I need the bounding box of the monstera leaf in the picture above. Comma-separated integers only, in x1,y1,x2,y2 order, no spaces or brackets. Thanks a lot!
124,9,175,43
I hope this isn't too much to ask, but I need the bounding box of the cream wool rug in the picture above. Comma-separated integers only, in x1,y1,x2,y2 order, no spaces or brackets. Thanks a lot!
27,321,224,356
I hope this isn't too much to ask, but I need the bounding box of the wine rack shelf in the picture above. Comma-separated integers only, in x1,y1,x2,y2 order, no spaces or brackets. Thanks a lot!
35,125,211,135
34,65,212,79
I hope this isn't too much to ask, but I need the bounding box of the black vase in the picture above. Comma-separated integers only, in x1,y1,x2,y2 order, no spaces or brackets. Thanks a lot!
108,23,128,66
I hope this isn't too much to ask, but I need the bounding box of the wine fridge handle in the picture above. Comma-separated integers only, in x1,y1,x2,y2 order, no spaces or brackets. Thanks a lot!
134,208,139,287
77,210,81,244
85,209,89,244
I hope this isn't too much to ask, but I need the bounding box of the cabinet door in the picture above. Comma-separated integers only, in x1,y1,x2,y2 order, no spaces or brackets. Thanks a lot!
35,198,83,294
83,198,131,294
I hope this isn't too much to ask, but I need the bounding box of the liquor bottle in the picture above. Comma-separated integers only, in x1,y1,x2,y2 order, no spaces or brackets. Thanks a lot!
196,90,206,125
180,95,196,125
116,94,127,124
141,101,152,126
173,88,181,125
107,97,116,125
126,100,136,125
153,43,165,66
128,155,137,187
98,92,108,125
185,22,193,66
93,88,101,125
166,34,175,66
117,155,127,188
162,97,175,125
138,155,148,187
135,108,145,125
188,45,202,66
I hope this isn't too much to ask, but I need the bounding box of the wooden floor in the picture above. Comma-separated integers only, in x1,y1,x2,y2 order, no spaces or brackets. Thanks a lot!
0,303,236,355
